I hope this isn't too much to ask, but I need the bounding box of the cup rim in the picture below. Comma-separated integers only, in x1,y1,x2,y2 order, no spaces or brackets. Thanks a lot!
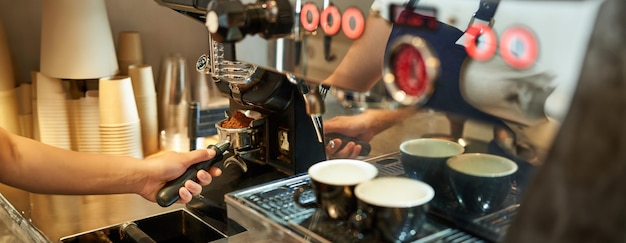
355,177,434,208
308,159,378,186
446,153,518,177
400,138,465,158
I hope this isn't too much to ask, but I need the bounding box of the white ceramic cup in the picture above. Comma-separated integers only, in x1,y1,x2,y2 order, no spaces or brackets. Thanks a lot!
353,177,434,242
293,159,378,220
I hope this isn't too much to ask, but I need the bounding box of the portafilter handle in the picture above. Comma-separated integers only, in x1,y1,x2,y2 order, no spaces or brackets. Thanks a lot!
156,140,231,207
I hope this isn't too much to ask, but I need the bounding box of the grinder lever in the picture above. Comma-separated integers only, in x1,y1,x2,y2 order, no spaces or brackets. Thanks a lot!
156,141,230,207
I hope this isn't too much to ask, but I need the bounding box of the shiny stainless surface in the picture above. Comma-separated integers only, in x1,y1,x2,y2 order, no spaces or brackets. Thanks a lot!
29,194,183,242
0,193,48,242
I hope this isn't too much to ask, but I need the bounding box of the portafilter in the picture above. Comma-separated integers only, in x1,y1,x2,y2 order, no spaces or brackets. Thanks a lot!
156,111,263,207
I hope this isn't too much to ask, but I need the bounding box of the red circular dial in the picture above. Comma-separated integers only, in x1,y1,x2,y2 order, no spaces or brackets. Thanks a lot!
300,3,319,32
500,26,539,69
465,23,497,61
320,5,341,36
341,7,365,39
383,35,439,106
393,44,428,97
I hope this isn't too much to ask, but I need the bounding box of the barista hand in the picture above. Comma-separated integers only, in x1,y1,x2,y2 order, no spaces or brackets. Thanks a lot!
139,150,222,203
324,108,418,159
324,112,378,159
0,127,221,204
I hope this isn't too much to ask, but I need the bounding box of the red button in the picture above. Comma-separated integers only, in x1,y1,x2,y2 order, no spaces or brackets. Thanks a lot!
341,7,365,40
320,5,341,36
300,2,319,32
500,26,538,69
465,23,497,61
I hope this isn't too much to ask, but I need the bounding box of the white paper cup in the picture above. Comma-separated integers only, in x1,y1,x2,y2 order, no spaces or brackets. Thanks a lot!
99,120,143,158
99,76,140,125
135,94,159,155
35,72,66,100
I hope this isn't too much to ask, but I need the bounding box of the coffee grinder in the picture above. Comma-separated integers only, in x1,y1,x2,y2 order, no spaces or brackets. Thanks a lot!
154,0,327,214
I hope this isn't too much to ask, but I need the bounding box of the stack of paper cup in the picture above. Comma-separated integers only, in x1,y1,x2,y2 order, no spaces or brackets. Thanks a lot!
98,76,143,158
117,31,143,75
30,72,40,141
0,19,20,134
128,64,159,156
17,83,33,138
34,72,71,150
0,89,20,134
70,90,100,153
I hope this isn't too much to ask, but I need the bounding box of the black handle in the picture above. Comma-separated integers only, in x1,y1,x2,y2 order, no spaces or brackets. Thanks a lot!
323,35,336,61
121,223,156,243
156,142,229,207
325,133,372,156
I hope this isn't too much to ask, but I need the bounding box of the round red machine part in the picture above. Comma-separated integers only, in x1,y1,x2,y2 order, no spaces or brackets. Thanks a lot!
383,35,440,106
300,2,320,32
500,25,539,69
341,7,365,39
465,23,497,61
320,5,341,36
393,44,428,97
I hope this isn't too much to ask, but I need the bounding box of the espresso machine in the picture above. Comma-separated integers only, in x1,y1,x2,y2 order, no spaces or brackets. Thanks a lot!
153,0,328,220
155,0,608,240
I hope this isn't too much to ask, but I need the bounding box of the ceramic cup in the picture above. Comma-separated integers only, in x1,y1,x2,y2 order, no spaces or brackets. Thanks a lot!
293,159,378,220
352,177,434,242
400,138,464,206
446,153,518,214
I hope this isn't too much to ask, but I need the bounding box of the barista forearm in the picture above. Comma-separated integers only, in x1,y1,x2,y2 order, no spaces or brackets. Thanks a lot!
365,106,418,134
323,13,392,92
0,128,143,195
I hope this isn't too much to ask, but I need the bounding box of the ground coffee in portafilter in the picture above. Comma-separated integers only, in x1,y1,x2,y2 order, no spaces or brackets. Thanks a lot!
221,111,254,128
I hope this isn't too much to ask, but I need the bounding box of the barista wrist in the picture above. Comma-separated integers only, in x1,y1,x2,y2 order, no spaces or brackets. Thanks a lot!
362,106,418,134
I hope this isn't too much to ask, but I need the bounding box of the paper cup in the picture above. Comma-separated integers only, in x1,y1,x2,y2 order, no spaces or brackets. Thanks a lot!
117,31,143,75
128,64,155,97
135,94,159,156
98,76,140,125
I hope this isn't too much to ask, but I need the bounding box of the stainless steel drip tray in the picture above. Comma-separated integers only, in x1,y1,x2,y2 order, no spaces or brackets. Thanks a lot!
225,172,492,243
225,152,522,242
60,208,228,243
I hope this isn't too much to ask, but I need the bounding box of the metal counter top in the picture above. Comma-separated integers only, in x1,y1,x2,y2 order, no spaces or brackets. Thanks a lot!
29,194,184,242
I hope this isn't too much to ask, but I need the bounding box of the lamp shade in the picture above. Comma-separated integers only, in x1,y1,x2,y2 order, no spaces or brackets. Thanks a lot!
40,0,118,79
